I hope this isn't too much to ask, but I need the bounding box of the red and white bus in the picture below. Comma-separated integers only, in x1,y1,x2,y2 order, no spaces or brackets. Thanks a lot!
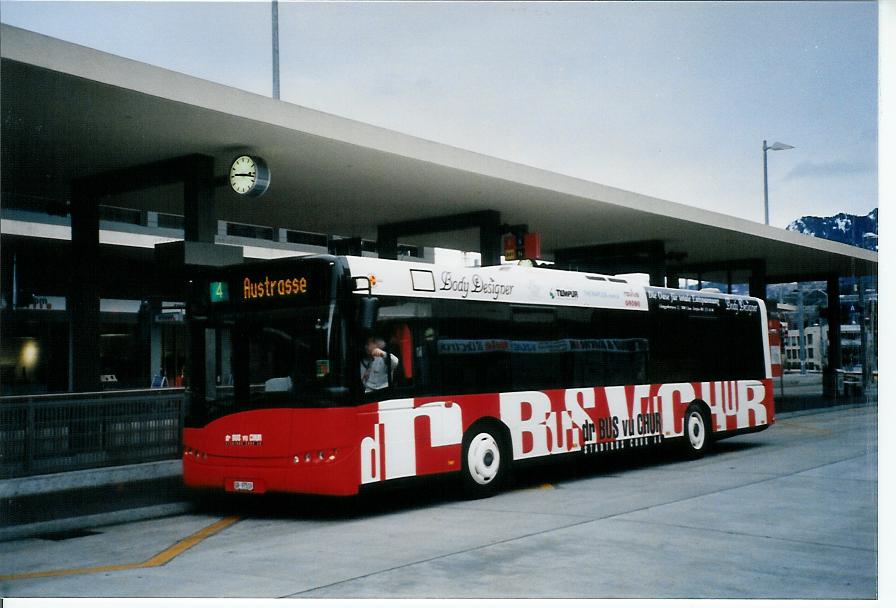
183,255,774,497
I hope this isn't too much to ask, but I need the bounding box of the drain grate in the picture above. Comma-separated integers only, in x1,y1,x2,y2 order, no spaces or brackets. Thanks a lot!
35,529,102,541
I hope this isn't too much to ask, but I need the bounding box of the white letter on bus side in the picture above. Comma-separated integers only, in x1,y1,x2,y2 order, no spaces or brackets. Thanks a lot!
415,401,463,447
702,382,723,431
737,380,767,427
367,399,464,482
563,389,595,451
378,399,417,480
656,383,696,438
360,424,381,484
500,391,552,460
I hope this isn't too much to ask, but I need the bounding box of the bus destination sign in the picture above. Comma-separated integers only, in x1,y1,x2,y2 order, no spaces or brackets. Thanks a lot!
204,260,333,311
242,275,308,301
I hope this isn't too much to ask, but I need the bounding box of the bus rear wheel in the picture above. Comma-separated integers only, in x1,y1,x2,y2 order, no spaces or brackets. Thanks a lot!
682,403,711,459
461,423,509,499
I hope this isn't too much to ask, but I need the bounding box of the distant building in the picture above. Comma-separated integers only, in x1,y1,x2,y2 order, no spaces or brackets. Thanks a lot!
782,323,872,373
783,325,825,371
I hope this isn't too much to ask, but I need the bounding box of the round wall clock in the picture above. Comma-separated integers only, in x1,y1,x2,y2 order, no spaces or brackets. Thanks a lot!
229,155,271,197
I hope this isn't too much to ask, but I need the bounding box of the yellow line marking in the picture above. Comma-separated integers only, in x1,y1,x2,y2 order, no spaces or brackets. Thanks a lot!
141,515,241,568
776,420,833,435
0,515,241,581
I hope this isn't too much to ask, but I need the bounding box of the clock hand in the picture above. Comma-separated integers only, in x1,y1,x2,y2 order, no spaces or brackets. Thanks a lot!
231,173,256,177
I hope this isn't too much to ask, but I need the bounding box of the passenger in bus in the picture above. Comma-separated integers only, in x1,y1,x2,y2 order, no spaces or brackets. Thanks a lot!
361,336,399,393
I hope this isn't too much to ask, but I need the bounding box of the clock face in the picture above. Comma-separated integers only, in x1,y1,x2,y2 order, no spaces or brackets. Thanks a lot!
229,155,257,195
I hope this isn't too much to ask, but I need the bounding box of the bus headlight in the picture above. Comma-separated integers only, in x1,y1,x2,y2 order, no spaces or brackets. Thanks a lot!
294,448,339,464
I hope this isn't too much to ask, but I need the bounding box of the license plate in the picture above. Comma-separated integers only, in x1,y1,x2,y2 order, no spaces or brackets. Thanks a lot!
233,480,254,492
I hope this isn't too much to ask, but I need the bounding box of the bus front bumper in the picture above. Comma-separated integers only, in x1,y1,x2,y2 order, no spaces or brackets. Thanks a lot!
183,451,361,497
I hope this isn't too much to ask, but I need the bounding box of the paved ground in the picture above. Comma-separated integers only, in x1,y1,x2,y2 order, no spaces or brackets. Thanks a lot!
0,404,878,599
774,371,825,397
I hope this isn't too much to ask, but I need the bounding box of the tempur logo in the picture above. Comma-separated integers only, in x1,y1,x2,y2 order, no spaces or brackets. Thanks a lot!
553,288,579,299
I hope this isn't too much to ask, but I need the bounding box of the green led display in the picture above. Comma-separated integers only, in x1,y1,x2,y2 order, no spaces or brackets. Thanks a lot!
209,281,229,303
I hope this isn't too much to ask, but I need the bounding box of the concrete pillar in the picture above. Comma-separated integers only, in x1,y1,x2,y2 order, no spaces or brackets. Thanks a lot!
857,276,870,390
183,155,216,244
149,302,163,383
68,184,101,393
666,271,680,289
749,260,767,300
823,275,842,398
376,229,399,260
65,154,218,393
647,241,666,287
479,216,503,267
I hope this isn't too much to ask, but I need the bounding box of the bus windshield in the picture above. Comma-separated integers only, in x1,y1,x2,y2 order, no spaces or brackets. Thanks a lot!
239,305,337,402
185,256,350,425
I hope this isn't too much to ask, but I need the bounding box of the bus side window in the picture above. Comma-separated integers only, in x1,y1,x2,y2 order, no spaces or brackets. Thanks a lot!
390,323,414,381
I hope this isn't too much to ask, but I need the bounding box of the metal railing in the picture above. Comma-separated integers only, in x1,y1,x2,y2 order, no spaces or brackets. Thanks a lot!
0,389,185,479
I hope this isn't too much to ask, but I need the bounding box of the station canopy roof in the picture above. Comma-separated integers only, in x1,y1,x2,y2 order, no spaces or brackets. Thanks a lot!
1,25,877,282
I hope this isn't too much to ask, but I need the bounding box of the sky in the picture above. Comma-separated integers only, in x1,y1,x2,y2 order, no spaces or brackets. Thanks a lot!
0,0,879,228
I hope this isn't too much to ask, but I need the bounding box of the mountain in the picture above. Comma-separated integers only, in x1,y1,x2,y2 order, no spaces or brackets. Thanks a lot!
786,208,878,251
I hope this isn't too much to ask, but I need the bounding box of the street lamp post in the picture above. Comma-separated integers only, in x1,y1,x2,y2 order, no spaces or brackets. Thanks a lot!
272,0,280,100
762,140,794,225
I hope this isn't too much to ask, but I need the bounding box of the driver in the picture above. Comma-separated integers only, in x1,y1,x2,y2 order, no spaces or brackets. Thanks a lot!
360,335,399,393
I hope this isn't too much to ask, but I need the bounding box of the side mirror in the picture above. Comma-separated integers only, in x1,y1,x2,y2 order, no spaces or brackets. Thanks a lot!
358,296,379,331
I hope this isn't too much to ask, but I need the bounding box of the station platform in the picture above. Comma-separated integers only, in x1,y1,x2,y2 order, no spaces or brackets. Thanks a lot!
0,460,189,542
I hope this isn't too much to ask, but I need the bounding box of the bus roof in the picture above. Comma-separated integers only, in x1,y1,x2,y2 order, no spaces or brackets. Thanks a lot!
341,256,766,313
343,256,651,311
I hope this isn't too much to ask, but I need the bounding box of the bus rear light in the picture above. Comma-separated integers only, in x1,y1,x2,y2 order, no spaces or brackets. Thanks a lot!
293,455,300,464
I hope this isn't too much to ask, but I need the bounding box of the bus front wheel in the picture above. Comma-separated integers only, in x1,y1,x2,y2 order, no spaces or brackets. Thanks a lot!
461,423,509,499
682,403,711,459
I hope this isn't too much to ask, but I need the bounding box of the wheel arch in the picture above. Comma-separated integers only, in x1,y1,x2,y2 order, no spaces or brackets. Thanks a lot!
688,398,714,438
465,416,513,454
